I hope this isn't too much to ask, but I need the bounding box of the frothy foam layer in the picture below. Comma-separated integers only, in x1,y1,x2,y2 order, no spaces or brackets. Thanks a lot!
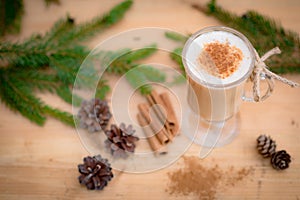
185,31,253,86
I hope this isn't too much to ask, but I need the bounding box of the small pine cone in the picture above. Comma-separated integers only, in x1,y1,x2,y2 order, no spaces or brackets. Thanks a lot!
78,155,113,190
105,123,139,158
78,99,112,132
271,150,291,170
257,135,276,158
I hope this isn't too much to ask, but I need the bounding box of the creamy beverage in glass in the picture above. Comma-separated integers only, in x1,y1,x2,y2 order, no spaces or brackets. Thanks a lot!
182,26,256,147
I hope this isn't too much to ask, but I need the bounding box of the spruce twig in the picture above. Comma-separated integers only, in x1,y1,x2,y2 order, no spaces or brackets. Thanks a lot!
125,64,166,95
170,47,185,75
100,44,166,95
0,0,167,126
0,68,46,125
106,44,158,74
165,31,188,44
0,0,133,126
191,0,300,74
95,80,110,100
125,67,152,95
164,31,186,75
56,0,133,48
41,105,74,126
0,0,24,37
44,0,60,7
0,0,133,68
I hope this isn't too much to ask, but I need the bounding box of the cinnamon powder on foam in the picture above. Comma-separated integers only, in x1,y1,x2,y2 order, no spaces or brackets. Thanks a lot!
166,156,253,200
198,41,243,79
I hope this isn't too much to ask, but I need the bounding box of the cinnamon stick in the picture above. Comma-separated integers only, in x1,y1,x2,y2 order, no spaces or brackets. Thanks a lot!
146,90,172,136
148,105,173,142
137,114,168,155
138,103,170,144
159,92,180,136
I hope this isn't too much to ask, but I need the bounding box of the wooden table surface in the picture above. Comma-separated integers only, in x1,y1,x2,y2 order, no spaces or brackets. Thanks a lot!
1,0,300,199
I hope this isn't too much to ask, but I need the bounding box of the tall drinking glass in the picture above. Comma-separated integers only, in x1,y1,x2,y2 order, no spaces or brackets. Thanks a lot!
182,26,272,148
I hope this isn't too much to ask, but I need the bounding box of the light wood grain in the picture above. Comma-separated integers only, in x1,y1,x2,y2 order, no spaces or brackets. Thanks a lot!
1,0,300,199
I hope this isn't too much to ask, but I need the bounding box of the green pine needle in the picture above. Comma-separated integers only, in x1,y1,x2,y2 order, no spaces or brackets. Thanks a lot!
56,86,82,107
106,44,157,74
164,32,186,77
170,47,185,74
0,0,133,126
192,0,300,74
0,69,46,125
42,105,74,126
57,0,133,47
168,75,186,87
100,44,166,95
124,65,166,95
165,31,188,43
44,0,60,7
0,0,24,36
125,68,152,95
136,65,166,83
122,44,157,62
95,80,110,100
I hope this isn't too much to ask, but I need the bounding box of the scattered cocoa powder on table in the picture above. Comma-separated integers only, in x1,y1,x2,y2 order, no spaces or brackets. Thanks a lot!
166,156,253,200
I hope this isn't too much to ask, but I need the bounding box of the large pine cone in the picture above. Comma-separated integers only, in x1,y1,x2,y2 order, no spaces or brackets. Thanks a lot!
271,150,291,170
257,135,276,158
78,99,112,132
105,123,139,158
78,155,113,190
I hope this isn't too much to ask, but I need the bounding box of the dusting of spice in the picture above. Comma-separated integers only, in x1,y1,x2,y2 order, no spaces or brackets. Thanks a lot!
198,41,243,79
166,156,253,199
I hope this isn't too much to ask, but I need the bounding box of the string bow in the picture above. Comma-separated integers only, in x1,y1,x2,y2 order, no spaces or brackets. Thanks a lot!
252,47,299,102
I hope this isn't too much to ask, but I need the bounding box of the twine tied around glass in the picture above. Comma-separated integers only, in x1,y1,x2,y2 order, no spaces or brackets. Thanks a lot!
249,47,299,102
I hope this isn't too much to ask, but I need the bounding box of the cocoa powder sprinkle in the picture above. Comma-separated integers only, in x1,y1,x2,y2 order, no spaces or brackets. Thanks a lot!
198,41,243,79
166,156,253,200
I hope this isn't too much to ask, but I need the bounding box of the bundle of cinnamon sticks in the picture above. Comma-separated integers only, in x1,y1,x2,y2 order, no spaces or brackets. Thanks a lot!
137,90,179,155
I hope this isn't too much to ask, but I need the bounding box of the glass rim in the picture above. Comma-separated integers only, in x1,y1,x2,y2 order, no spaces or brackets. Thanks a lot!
182,26,255,89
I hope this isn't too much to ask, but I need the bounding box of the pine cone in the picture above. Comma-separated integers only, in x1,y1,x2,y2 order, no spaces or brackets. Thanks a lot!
105,123,139,158
271,150,291,170
78,155,113,190
257,135,276,158
78,99,112,132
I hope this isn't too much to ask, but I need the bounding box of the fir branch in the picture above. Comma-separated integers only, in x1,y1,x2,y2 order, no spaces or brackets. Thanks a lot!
106,44,157,74
125,67,152,95
168,75,186,87
43,15,75,47
44,0,60,7
0,69,46,125
95,80,110,100
192,0,300,74
0,0,24,36
164,32,186,76
56,0,133,47
98,44,166,94
49,54,81,85
98,48,131,74
165,31,188,43
0,40,49,68
170,47,185,74
124,64,166,95
8,69,58,93
0,0,133,67
0,0,166,126
121,44,157,62
0,0,133,126
0,68,76,126
136,65,166,83
41,105,74,127
56,86,82,107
